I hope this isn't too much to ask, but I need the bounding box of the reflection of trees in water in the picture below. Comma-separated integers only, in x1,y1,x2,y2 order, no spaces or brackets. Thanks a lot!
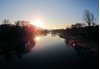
60,35,98,57
51,32,61,37
0,39,36,61
55,26,99,58
0,24,36,61
58,33,98,68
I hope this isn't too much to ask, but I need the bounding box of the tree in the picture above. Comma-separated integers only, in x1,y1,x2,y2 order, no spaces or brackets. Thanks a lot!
83,10,96,26
2,19,10,24
15,21,20,26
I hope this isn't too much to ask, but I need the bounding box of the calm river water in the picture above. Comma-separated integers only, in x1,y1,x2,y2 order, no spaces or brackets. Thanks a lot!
0,34,97,69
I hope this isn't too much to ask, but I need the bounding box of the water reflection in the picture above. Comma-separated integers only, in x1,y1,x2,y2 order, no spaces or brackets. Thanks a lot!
35,36,41,41
57,32,98,69
58,33,98,57
0,31,98,69
0,37,36,61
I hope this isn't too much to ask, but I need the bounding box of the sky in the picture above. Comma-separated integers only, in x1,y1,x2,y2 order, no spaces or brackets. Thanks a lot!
0,0,99,29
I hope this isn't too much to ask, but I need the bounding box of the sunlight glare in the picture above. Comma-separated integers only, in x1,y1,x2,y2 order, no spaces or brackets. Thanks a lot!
34,20,43,28
35,36,41,41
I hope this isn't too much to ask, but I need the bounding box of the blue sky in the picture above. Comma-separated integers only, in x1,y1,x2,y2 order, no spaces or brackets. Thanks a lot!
0,0,99,29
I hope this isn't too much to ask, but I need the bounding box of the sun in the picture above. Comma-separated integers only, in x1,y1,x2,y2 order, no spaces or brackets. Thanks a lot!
34,20,43,28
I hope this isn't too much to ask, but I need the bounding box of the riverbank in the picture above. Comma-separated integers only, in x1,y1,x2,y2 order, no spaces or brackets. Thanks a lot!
50,26,99,56
58,26,99,57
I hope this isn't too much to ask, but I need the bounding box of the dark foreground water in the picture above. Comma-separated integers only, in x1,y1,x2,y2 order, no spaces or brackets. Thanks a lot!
0,34,98,69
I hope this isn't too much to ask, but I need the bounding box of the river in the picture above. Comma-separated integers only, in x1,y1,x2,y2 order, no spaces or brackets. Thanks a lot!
0,34,98,69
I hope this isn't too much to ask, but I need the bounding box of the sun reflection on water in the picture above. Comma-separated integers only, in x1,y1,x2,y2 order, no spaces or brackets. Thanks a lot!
35,36,41,41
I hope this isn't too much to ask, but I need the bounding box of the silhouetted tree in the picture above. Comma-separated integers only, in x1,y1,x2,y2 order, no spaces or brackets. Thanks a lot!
83,10,96,26
2,19,10,24
0,21,36,61
15,21,20,26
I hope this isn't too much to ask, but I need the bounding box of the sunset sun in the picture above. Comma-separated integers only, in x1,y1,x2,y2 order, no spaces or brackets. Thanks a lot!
33,20,43,28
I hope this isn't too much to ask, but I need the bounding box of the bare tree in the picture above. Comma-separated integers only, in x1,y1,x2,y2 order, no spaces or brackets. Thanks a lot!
2,19,10,24
83,10,96,26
